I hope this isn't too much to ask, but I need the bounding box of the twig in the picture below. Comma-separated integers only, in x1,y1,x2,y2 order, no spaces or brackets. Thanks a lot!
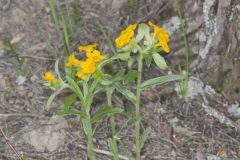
0,128,22,160
201,94,237,129
19,55,55,61
77,144,129,160
0,113,46,118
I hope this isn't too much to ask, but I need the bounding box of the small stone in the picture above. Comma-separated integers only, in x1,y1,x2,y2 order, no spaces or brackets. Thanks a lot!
10,33,25,44
30,75,38,82
228,103,240,118
163,16,181,35
0,49,5,57
23,116,67,152
16,76,26,85
45,7,50,13
27,91,34,97
17,86,27,97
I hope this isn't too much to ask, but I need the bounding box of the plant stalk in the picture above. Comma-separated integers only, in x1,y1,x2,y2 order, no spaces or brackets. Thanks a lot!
106,88,119,160
136,54,143,160
87,125,95,160
177,4,189,100
83,92,96,160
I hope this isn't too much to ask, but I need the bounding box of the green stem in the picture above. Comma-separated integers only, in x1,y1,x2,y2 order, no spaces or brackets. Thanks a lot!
82,90,96,160
86,123,95,160
82,113,96,160
177,4,189,100
136,54,143,160
106,88,119,160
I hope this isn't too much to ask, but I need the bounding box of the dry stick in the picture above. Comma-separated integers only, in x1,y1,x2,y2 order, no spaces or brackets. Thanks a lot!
0,113,46,118
19,55,55,61
77,144,129,160
0,128,22,160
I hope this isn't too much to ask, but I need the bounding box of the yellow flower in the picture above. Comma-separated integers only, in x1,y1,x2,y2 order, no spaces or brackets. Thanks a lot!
148,21,170,53
43,71,58,84
86,50,105,62
79,59,96,74
76,71,87,80
67,52,81,67
78,44,97,53
115,24,137,48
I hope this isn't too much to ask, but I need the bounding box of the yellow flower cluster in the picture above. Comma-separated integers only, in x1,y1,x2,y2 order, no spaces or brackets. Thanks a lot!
43,71,58,84
67,52,81,67
148,21,170,53
115,24,137,48
66,44,104,80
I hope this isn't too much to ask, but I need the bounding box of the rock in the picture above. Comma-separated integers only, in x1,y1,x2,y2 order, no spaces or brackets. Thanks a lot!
23,116,67,152
207,155,221,160
228,103,240,118
30,75,39,83
16,76,26,85
0,49,5,57
10,33,26,44
163,16,181,35
28,42,47,52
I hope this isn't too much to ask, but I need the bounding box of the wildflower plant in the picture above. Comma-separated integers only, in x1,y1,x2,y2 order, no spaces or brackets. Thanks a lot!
113,21,184,160
43,21,184,160
43,44,123,160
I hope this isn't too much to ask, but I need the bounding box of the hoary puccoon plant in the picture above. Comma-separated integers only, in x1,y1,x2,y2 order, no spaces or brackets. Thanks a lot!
43,21,184,160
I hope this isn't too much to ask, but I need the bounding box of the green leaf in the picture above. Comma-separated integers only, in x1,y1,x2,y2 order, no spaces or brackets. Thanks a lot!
82,118,93,136
63,93,77,111
60,10,70,54
45,85,67,111
21,155,29,160
10,57,20,66
112,69,125,81
139,127,151,149
124,70,138,83
127,57,135,68
57,108,87,119
97,54,122,69
152,53,167,70
114,82,136,103
91,106,123,124
55,59,64,83
143,53,153,67
119,52,130,61
135,23,150,43
3,37,11,51
66,77,84,101
49,0,61,38
141,74,185,90
123,105,135,119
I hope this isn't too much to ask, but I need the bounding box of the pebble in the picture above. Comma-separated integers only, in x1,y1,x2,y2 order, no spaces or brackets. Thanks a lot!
30,75,39,82
16,76,27,85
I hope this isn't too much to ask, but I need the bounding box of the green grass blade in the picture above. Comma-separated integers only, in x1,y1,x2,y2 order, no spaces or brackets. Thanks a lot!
176,3,189,100
97,20,123,69
64,0,74,36
49,0,61,38
97,20,117,55
141,75,185,90
60,10,70,54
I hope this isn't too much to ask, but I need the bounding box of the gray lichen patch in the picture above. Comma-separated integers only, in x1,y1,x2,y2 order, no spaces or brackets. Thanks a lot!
163,16,181,35
200,0,218,59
